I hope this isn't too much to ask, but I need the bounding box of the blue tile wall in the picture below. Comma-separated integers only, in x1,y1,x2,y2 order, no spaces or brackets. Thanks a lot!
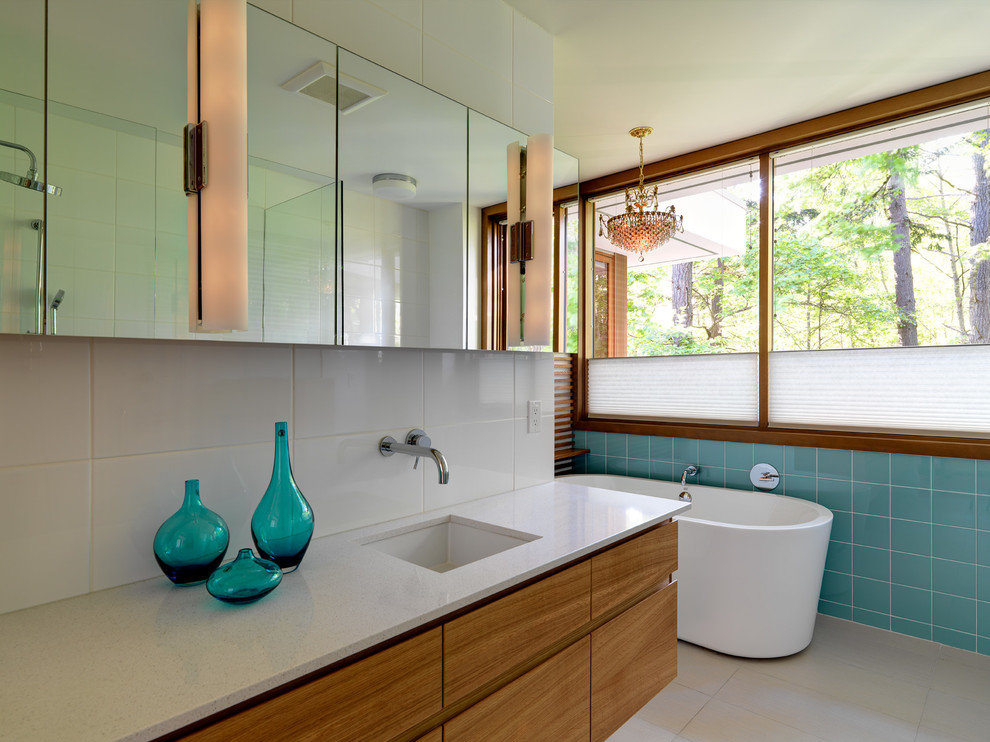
573,433,990,657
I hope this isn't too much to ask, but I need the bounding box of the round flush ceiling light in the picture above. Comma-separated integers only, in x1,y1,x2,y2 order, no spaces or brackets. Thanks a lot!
372,173,417,201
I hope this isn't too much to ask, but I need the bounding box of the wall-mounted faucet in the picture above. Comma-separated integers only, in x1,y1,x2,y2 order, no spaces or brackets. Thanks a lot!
379,429,450,484
679,465,698,502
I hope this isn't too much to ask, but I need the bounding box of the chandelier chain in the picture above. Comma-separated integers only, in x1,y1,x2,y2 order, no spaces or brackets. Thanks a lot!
598,126,684,257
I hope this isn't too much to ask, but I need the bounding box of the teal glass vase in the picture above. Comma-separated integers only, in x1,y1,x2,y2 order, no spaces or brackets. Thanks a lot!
153,480,229,585
206,548,282,604
251,422,314,572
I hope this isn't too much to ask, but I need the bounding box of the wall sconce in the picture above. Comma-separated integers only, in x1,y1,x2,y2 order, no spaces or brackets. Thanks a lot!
185,0,248,332
506,133,552,347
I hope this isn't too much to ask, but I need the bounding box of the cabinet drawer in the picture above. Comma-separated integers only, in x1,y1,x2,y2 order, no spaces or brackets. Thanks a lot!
444,561,591,704
590,582,677,742
445,636,591,742
591,521,677,619
178,628,442,742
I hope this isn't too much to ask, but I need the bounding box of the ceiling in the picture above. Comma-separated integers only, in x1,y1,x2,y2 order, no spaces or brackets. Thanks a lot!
503,0,990,181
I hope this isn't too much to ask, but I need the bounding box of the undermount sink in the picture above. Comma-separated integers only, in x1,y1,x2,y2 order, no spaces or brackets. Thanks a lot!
360,515,541,573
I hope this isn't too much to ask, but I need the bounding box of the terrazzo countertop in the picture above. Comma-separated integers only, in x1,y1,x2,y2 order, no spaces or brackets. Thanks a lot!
0,481,688,742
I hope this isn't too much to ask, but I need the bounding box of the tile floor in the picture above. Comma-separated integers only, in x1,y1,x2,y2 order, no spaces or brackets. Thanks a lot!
607,615,990,742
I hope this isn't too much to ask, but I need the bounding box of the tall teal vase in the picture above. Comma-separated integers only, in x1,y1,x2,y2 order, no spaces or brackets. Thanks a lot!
153,479,229,585
251,422,314,572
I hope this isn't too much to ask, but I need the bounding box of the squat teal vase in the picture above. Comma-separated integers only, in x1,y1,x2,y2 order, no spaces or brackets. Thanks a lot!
153,479,229,585
206,548,282,604
251,422,314,572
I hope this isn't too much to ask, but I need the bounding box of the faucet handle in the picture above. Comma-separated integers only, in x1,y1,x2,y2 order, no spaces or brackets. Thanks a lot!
407,429,429,469
407,429,431,448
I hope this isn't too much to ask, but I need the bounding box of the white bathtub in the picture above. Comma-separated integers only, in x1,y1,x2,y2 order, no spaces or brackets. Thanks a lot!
562,473,832,658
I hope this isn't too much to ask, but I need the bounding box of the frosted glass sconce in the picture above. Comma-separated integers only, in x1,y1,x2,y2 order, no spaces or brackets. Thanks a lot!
506,133,553,347
185,0,248,332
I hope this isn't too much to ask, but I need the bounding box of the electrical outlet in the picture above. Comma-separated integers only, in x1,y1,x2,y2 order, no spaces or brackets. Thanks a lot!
527,400,542,433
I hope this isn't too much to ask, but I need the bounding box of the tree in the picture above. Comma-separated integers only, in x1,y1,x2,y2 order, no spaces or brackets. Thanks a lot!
887,166,919,346
671,262,693,328
968,129,990,343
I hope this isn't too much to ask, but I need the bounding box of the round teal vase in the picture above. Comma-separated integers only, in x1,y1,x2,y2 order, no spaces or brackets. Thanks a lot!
153,480,229,585
207,548,282,604
251,422,314,572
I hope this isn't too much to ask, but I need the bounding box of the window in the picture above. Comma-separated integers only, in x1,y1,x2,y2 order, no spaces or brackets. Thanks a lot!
771,102,990,435
587,161,761,424
580,90,990,446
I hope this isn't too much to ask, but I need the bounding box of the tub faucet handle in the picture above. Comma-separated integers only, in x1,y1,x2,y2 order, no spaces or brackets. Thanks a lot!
681,465,699,487
750,463,780,490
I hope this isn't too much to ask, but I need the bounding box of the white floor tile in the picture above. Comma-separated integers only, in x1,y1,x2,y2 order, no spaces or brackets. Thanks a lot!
679,699,825,742
929,655,990,705
635,681,709,735
737,645,929,724
920,689,990,741
625,606,990,742
716,668,917,742
675,640,741,695
605,716,678,742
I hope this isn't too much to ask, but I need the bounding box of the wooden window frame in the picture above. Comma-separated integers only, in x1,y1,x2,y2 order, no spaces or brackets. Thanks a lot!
575,69,990,460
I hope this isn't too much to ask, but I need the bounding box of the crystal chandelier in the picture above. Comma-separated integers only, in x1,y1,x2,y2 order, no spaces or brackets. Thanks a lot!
599,127,683,259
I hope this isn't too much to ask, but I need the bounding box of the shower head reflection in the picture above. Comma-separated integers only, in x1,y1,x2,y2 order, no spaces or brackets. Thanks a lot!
0,139,62,195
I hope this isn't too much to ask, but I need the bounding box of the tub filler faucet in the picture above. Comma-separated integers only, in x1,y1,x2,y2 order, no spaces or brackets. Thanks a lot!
379,429,450,484
679,465,698,502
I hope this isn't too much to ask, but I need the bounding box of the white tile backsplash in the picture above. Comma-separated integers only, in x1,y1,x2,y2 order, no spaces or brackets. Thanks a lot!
513,352,555,419
513,415,554,490
424,350,515,427
294,346,425,438
91,443,272,591
0,461,92,614
423,418,516,511
0,335,91,468
293,431,425,536
1,334,553,614
91,339,293,458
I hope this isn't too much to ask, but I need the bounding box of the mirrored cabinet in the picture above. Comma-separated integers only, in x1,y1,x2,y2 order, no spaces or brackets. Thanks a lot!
0,1,577,351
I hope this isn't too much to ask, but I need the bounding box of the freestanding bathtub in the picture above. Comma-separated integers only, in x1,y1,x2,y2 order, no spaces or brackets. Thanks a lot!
562,473,832,658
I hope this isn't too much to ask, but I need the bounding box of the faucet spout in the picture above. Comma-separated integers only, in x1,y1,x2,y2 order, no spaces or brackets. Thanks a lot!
429,447,450,485
379,429,450,484
681,465,699,487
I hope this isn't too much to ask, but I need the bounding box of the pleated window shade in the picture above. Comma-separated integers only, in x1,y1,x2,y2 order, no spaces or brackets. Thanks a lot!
769,345,990,436
588,354,759,424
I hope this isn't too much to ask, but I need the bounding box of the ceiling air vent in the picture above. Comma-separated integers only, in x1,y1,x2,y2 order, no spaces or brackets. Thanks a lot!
280,61,386,114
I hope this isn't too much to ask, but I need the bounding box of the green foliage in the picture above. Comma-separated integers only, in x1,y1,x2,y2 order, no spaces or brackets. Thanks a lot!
599,126,990,358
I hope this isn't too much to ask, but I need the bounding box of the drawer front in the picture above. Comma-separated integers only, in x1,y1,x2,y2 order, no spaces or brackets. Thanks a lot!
179,628,442,742
590,582,677,742
444,560,591,704
591,521,677,619
445,636,591,742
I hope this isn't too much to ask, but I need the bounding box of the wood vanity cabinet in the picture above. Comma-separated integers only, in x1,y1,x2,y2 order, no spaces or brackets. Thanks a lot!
168,521,677,742
444,636,591,742
176,629,443,742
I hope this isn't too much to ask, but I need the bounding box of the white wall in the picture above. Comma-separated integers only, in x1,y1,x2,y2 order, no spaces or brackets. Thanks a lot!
250,0,554,135
0,334,554,614
0,0,558,616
